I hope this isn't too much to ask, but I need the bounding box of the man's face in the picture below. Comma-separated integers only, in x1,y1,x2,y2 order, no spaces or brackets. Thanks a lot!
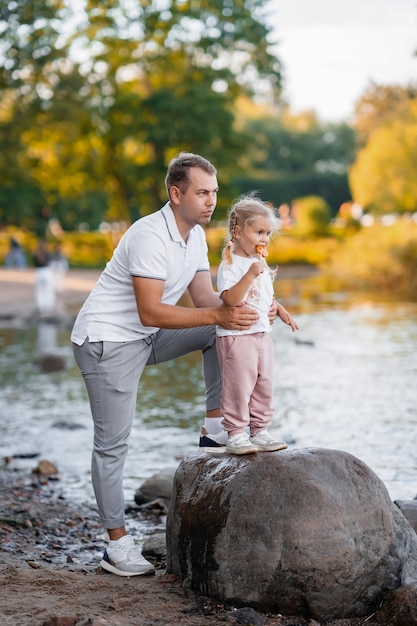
171,167,218,229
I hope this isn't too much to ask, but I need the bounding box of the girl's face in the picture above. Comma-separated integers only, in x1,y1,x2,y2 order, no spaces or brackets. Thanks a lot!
234,215,272,257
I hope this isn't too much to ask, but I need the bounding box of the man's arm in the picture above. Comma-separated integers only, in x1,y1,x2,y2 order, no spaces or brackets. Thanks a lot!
132,273,258,330
187,270,221,308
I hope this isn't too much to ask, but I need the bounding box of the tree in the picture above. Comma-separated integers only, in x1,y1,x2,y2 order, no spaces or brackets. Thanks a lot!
353,82,417,147
232,102,356,215
0,0,283,228
349,99,417,214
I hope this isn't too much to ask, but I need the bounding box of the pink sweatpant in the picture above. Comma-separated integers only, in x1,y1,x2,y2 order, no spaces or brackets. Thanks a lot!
216,332,274,436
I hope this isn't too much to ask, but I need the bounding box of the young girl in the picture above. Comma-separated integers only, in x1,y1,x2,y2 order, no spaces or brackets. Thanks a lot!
216,194,299,455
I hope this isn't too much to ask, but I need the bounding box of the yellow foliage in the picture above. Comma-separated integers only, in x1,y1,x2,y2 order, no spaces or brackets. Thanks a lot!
349,99,417,213
326,220,417,295
205,223,338,268
267,234,338,267
2,221,416,298
0,228,116,269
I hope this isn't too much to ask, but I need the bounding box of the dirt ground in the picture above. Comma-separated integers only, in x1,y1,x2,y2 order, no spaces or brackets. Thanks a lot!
0,269,387,626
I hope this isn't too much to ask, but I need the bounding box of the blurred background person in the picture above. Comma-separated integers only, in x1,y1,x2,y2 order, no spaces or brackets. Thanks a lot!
50,243,69,311
33,239,56,316
4,237,27,269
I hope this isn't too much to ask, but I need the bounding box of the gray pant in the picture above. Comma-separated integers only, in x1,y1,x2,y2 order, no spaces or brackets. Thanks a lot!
73,326,220,529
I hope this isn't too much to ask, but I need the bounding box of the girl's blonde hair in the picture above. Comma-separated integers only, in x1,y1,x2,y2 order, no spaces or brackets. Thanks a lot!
222,193,280,265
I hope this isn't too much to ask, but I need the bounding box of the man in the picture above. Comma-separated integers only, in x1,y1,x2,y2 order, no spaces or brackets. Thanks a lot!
71,153,261,577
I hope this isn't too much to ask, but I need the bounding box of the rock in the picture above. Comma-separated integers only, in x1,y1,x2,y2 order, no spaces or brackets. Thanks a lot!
52,421,85,430
143,531,166,560
33,459,59,476
37,354,67,372
232,606,266,624
377,581,417,625
134,469,176,505
166,448,417,621
395,500,417,534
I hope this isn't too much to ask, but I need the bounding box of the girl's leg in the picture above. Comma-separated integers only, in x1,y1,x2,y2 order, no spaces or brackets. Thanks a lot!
216,335,258,436
249,334,275,433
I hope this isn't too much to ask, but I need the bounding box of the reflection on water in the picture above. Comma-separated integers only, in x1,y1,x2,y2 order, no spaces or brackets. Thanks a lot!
0,276,416,507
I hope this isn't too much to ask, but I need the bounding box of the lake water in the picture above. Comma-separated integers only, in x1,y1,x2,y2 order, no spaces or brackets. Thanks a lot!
0,273,416,509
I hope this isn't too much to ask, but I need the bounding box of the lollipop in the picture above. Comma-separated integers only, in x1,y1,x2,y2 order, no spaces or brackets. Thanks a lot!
255,245,268,258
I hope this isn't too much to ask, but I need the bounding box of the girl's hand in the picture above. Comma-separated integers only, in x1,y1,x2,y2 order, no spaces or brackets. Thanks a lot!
276,302,299,332
247,261,263,278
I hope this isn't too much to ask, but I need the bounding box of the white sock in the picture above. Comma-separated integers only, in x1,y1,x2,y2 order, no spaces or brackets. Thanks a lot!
204,417,224,434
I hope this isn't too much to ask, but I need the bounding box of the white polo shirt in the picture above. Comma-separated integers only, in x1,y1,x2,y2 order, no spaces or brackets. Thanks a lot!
71,203,210,344
216,254,274,337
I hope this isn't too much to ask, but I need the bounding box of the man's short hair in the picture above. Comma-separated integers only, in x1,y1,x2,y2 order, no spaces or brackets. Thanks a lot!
165,152,217,197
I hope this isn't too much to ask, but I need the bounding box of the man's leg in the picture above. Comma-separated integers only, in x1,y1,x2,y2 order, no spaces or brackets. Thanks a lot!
147,325,221,411
148,326,226,450
73,338,151,530
73,338,155,577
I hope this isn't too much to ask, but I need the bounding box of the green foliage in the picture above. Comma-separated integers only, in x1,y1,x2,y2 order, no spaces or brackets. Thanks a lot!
0,0,281,228
241,113,356,178
234,172,350,220
4,3,416,239
232,107,356,218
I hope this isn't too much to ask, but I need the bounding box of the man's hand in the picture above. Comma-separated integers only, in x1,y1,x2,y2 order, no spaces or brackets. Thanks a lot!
268,300,278,325
216,303,258,331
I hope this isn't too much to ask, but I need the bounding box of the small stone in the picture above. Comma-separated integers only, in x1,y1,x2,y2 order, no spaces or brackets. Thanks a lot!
232,606,266,625
33,460,59,476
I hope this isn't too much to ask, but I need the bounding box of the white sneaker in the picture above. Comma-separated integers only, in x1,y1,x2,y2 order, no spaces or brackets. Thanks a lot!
100,535,155,577
226,433,258,455
249,430,288,452
199,427,227,454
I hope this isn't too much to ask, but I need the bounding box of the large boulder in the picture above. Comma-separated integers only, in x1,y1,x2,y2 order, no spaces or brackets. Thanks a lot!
166,448,417,621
